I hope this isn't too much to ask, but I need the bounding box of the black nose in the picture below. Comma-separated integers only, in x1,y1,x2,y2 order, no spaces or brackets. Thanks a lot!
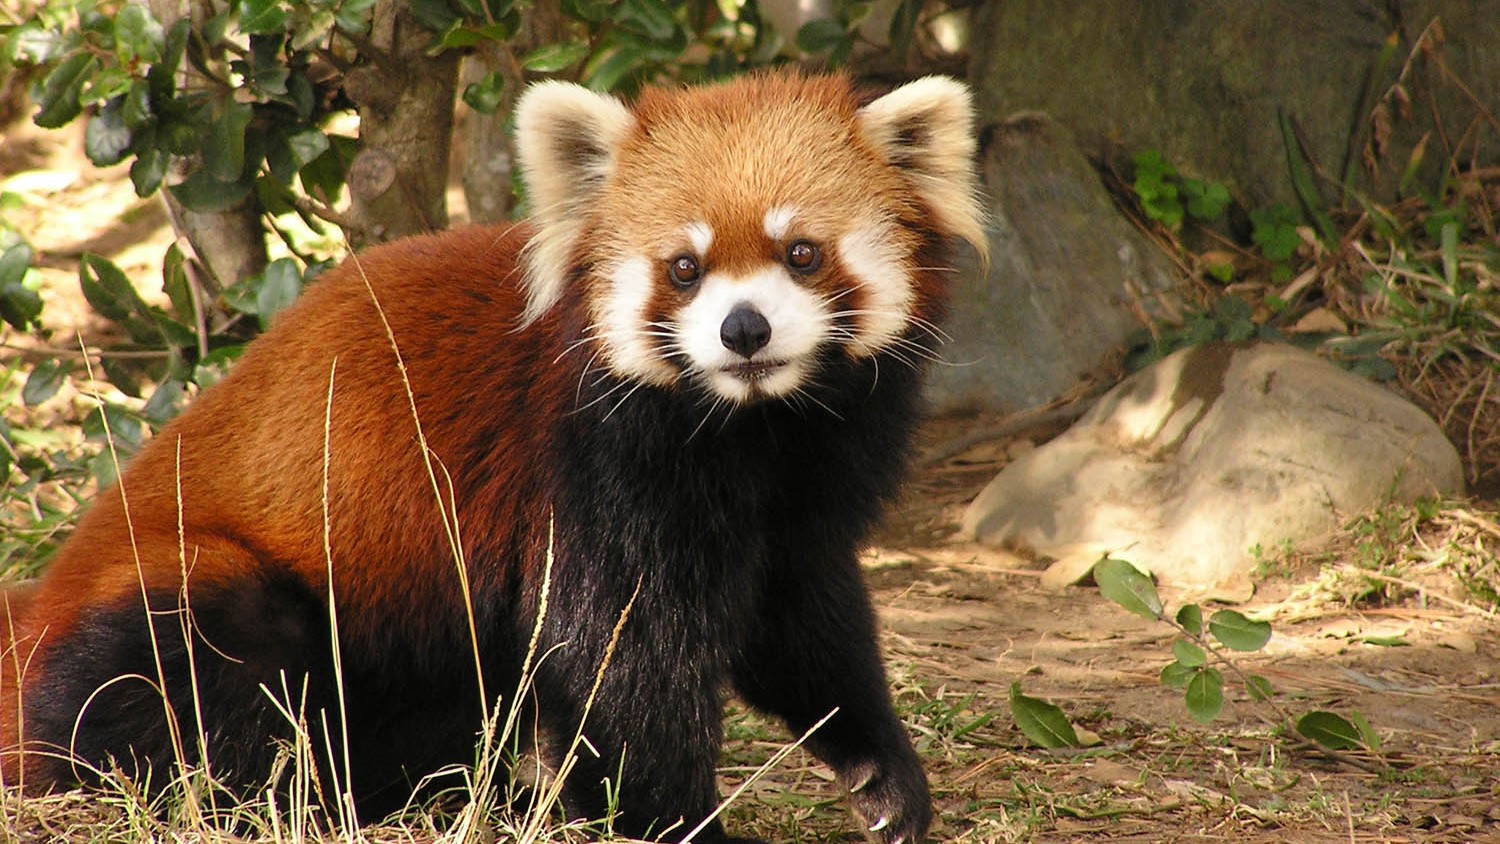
720,305,772,358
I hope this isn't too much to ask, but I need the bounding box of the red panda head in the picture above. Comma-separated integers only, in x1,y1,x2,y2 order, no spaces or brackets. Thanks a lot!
515,72,986,406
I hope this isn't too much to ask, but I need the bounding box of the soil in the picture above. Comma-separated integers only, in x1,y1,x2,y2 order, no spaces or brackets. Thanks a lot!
4,121,1499,844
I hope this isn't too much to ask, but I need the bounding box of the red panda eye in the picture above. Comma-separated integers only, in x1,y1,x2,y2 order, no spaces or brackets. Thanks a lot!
668,254,701,287
785,241,821,274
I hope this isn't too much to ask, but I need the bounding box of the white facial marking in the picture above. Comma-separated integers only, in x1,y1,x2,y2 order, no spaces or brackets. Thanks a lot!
837,222,913,356
597,256,677,386
763,206,798,242
676,266,828,403
685,221,714,256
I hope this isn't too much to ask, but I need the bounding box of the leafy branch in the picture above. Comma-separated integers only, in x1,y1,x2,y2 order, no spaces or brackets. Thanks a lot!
1009,557,1386,774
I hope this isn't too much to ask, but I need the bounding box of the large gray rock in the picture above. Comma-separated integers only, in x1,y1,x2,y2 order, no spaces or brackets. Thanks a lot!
970,0,1500,210
961,342,1465,599
925,114,1178,414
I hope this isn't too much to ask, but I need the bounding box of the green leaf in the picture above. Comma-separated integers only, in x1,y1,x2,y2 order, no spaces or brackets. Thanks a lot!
886,0,921,58
80,254,149,323
1092,557,1163,620
1171,639,1206,668
161,243,194,322
85,100,133,166
562,0,612,23
0,244,33,288
410,0,461,32
334,0,376,33
22,359,71,406
1184,667,1223,723
462,72,506,115
1349,710,1380,751
796,18,848,54
168,168,254,212
204,97,254,182
130,147,170,197
255,258,303,326
241,0,290,35
1278,109,1337,244
141,378,187,426
1160,661,1195,689
0,243,41,329
1207,610,1272,652
617,0,677,40
0,281,42,330
1008,683,1080,749
114,3,165,64
583,45,644,93
522,41,590,73
1251,203,1301,261
83,403,143,451
1296,711,1365,751
35,52,99,129
1175,603,1203,635
1245,674,1274,701
1183,178,1230,221
194,345,244,388
285,128,329,169
121,78,153,129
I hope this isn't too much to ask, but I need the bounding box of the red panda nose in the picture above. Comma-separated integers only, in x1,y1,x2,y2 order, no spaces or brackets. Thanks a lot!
720,305,772,358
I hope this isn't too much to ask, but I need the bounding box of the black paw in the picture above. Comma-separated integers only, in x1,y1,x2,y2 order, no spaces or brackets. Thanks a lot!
840,755,931,844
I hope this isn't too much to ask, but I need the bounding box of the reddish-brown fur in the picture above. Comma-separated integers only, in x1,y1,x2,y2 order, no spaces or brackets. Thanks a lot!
1,223,557,783
1,72,984,842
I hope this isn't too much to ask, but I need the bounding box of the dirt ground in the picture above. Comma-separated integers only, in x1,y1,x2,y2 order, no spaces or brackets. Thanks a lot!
4,122,1499,844
850,416,1500,843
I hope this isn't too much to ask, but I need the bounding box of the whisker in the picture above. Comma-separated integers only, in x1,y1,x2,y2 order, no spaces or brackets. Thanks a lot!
601,380,649,422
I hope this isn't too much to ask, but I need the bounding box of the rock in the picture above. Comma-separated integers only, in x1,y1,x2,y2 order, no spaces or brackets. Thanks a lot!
969,0,1500,210
925,114,1178,414
960,342,1465,599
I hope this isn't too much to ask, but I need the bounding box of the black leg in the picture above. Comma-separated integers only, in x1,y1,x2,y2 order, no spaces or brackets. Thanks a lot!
732,556,930,844
24,571,339,800
531,603,747,843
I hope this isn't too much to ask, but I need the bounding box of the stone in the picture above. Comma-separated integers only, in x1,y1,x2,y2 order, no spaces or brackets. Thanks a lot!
924,114,1179,414
969,0,1500,210
960,342,1465,600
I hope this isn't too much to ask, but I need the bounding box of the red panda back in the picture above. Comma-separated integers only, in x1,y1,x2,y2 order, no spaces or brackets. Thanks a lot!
1,72,986,843
1,223,562,778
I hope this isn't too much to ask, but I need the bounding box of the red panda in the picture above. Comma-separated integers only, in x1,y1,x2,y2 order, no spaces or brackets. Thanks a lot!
0,71,985,843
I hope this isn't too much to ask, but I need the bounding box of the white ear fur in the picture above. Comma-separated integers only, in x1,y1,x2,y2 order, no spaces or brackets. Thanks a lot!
514,81,636,324
858,76,988,263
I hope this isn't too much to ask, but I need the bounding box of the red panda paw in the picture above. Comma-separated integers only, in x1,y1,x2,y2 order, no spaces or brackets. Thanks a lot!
842,755,932,844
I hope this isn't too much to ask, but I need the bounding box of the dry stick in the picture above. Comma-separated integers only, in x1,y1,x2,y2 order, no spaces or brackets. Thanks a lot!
1358,570,1497,619
0,343,172,360
172,435,219,828
519,577,644,844
72,336,194,821
680,708,839,844
1177,618,1387,776
319,357,363,838
348,253,491,722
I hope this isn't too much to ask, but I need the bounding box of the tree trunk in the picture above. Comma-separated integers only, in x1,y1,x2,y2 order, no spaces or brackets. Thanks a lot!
145,0,267,302
459,1,570,224
343,0,459,247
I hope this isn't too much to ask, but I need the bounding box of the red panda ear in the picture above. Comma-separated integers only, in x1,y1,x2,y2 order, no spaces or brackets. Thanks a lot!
514,81,637,324
857,76,989,265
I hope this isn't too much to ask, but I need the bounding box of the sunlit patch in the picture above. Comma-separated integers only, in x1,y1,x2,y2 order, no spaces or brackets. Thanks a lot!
837,223,912,356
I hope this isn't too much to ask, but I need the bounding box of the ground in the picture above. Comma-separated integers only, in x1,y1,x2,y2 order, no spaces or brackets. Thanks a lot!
3,122,1499,844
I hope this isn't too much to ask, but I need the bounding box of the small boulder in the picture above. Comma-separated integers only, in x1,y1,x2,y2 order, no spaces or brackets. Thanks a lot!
961,342,1465,599
924,113,1179,414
